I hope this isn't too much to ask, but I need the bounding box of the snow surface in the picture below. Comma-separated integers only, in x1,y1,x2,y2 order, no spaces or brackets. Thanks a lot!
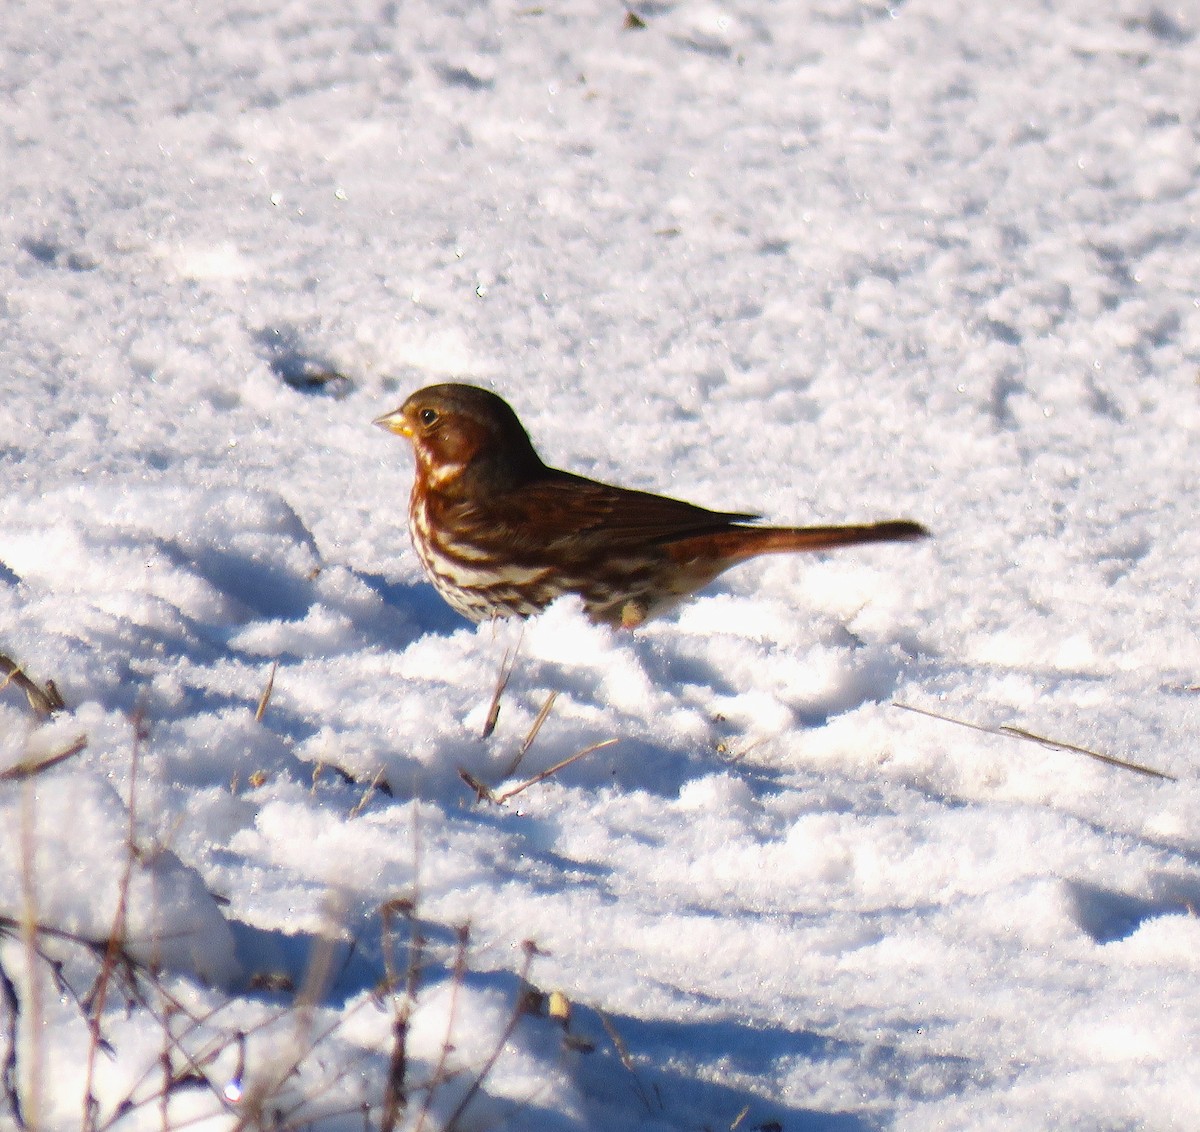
2,0,1200,1128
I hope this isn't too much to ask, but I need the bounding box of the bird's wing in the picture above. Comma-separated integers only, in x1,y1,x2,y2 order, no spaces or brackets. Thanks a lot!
497,470,759,548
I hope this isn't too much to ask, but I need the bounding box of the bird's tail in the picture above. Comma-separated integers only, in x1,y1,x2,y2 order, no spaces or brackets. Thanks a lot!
703,519,929,564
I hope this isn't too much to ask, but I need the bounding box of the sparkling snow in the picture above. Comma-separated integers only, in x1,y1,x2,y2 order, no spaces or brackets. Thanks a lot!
2,1,1199,1128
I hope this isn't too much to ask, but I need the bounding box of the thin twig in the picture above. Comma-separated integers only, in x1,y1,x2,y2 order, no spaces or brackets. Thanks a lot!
158,1008,172,1132
443,940,540,1131
596,1008,655,1112
94,987,233,1131
33,933,258,1130
0,940,25,1128
402,826,425,1015
378,976,410,1131
83,713,146,1130
893,702,1176,782
414,924,471,1132
265,997,388,1126
230,908,343,1132
380,816,422,1132
19,780,43,1131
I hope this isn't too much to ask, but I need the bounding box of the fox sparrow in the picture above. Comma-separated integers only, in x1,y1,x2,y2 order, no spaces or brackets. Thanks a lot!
374,384,928,628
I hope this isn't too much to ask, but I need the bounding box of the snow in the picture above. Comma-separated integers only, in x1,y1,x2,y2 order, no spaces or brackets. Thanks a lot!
2,0,1199,1127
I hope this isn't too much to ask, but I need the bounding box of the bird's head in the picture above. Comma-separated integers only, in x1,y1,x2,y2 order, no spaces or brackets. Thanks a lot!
374,383,545,494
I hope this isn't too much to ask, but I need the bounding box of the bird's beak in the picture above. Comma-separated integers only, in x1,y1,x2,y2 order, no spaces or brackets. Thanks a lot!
373,408,411,437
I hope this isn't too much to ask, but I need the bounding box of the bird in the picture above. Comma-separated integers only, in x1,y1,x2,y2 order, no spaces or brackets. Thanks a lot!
374,383,928,628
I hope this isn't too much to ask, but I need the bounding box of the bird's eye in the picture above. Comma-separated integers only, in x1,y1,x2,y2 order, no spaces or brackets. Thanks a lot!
419,408,439,426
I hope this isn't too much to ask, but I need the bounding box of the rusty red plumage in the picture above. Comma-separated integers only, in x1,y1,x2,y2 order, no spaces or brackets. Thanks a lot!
375,384,928,628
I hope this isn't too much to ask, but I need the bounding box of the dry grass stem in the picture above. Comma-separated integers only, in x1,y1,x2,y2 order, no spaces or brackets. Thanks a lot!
254,660,279,723
894,702,1176,782
158,1008,172,1132
98,989,242,1127
231,909,343,1131
442,939,540,1132
717,736,767,765
348,768,391,818
0,735,88,783
496,739,618,802
413,923,470,1132
481,641,521,740
378,981,409,1130
2,680,637,1129
0,655,64,718
0,951,24,1129
2,885,477,1132
379,810,423,1131
500,691,559,779
596,1008,655,1113
16,781,42,1131
82,715,146,1130
461,738,618,806
457,769,498,805
2,881,613,1131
